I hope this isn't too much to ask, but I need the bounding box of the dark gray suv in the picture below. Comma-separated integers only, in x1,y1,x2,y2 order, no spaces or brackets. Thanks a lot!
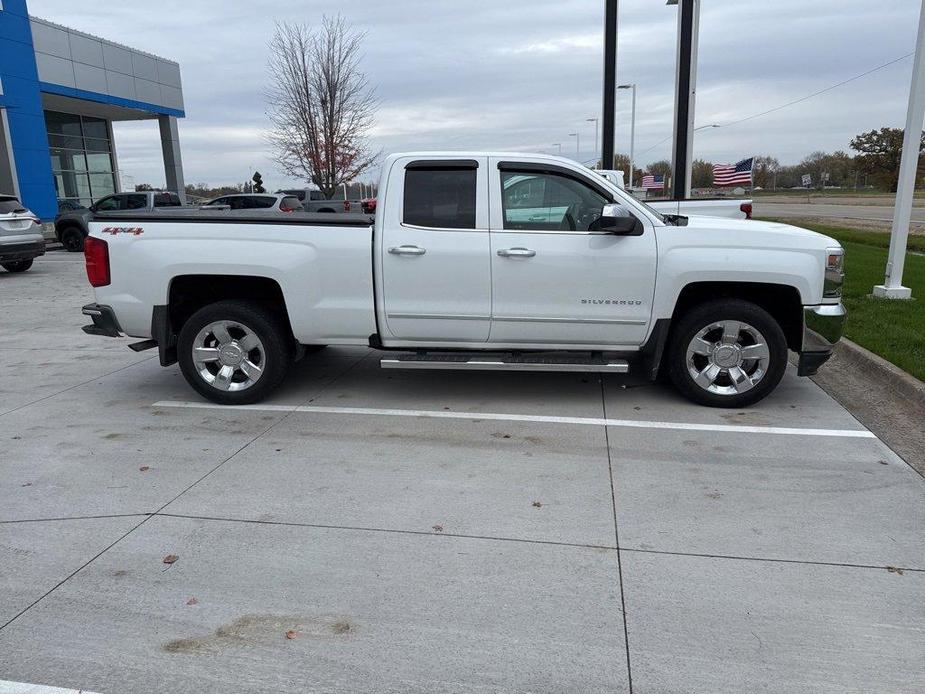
55,191,182,252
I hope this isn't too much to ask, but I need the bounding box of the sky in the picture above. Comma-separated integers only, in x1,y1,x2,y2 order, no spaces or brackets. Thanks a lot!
29,0,924,190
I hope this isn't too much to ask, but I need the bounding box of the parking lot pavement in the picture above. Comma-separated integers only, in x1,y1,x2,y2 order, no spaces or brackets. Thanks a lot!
1,255,924,693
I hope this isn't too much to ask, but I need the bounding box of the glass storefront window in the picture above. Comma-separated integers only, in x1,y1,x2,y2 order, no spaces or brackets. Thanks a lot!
46,111,117,209
89,173,116,198
86,152,112,173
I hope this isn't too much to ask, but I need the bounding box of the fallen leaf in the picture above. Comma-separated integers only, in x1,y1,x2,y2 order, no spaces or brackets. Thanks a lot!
532,501,543,508
285,630,298,640
186,597,198,606
163,554,179,565
139,466,150,472
878,460,889,466
432,524,444,533
887,566,904,575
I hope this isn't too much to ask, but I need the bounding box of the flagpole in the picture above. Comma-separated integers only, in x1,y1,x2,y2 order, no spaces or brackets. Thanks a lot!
873,0,924,299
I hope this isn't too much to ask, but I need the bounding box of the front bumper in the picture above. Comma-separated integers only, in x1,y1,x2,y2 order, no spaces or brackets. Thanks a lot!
798,303,846,376
82,303,123,338
0,238,45,262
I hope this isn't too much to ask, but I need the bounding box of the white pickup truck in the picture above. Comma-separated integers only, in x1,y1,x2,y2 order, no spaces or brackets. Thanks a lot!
81,152,845,408
597,170,753,220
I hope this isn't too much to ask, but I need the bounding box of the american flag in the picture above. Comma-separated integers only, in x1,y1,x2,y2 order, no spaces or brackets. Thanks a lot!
713,157,754,187
641,174,665,190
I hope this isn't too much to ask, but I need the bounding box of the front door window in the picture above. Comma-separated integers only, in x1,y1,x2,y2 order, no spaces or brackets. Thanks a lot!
501,171,610,231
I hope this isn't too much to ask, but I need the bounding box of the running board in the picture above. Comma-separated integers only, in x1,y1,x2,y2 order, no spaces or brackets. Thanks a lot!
381,353,629,373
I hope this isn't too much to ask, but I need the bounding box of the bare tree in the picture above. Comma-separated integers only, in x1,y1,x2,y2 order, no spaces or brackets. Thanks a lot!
266,17,379,199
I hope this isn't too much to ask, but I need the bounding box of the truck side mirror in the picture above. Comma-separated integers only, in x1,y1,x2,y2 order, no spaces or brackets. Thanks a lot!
598,204,643,236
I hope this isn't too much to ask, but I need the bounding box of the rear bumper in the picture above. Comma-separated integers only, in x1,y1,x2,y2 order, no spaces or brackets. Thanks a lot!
82,303,123,338
0,238,45,262
798,303,846,376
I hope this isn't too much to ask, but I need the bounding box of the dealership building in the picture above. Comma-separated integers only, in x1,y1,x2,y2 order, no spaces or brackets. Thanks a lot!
0,0,185,220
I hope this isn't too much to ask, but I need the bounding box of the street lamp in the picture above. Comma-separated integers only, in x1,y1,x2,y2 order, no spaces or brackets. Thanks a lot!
552,143,562,155
618,84,636,187
568,132,580,158
586,118,599,168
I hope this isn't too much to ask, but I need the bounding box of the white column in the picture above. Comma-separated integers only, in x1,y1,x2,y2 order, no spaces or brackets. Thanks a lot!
158,115,186,204
873,0,925,299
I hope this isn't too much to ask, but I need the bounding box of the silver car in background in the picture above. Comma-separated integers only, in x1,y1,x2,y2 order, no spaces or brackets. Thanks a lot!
0,195,44,273
203,194,303,213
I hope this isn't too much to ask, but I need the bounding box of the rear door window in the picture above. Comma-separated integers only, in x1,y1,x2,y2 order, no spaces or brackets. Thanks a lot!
153,193,181,207
249,196,276,209
403,167,477,229
125,194,148,210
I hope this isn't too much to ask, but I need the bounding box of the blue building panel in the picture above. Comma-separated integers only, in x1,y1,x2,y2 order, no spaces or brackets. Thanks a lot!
0,0,57,219
38,82,185,119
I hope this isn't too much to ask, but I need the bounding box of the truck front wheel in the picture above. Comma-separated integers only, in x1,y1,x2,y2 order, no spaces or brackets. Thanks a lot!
177,300,293,405
667,299,787,408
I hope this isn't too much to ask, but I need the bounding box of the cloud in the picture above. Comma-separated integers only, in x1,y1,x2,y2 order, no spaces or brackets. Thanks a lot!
27,0,924,187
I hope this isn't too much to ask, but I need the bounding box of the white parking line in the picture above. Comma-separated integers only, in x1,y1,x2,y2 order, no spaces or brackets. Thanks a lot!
0,681,100,694
152,401,877,439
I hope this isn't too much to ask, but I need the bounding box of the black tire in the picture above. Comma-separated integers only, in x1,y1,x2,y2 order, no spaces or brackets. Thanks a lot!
667,299,788,408
177,300,293,405
60,226,85,252
1,259,33,273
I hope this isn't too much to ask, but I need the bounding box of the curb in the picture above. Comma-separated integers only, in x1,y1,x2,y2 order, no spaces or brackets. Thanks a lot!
832,338,925,408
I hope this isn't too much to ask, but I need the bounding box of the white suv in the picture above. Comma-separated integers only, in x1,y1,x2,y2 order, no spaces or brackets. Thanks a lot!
0,195,44,273
203,194,302,212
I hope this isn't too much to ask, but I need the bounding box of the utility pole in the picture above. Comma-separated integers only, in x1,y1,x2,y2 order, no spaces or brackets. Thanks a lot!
668,0,700,201
601,0,619,170
874,0,925,299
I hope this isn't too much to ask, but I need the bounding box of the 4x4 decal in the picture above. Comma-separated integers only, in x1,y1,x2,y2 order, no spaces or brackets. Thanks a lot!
101,227,144,236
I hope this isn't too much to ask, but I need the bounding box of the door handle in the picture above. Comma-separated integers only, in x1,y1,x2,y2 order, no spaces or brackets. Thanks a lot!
388,245,426,256
497,247,536,258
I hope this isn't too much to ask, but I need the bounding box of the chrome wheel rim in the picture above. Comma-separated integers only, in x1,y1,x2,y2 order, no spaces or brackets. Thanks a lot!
685,320,770,396
192,320,265,392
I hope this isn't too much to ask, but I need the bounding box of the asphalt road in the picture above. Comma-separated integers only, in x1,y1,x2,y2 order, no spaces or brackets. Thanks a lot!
755,200,925,224
1,255,923,694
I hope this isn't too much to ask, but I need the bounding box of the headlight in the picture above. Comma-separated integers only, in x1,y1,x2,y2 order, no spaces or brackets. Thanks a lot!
824,247,844,299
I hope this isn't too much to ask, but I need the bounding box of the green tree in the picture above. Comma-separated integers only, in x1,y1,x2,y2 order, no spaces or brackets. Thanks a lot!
850,127,925,192
252,171,266,193
691,159,714,189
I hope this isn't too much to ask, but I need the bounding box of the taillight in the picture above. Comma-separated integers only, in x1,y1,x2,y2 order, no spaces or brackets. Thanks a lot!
740,202,753,219
85,236,110,287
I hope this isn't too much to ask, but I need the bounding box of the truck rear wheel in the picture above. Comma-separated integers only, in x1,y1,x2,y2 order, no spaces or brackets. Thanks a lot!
667,299,787,408
177,300,293,405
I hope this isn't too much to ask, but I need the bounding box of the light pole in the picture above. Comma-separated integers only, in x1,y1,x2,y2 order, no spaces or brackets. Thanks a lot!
602,0,619,171
618,83,636,187
874,0,925,299
586,118,599,168
569,132,580,158
552,143,562,155
667,0,701,201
